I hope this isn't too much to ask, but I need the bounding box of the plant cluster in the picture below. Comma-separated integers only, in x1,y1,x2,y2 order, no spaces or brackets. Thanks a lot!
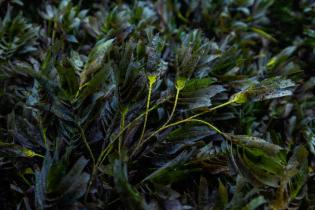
0,0,315,209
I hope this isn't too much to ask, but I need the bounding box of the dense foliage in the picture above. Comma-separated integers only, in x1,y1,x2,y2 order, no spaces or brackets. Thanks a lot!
0,0,315,209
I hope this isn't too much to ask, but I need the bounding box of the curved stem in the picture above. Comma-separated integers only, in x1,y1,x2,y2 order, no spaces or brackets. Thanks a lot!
163,87,181,126
87,87,157,198
96,102,163,168
142,118,190,142
148,100,232,141
139,75,157,143
92,93,236,195
186,119,223,134
133,99,234,154
133,79,184,154
162,78,185,125
189,100,235,120
139,83,153,142
33,153,45,158
97,97,234,168
131,118,222,158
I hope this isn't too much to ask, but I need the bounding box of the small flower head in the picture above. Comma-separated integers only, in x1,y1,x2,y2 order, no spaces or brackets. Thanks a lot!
147,75,157,86
175,78,186,90
231,91,248,104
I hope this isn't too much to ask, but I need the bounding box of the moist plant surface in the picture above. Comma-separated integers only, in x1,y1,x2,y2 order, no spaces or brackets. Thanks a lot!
0,0,315,209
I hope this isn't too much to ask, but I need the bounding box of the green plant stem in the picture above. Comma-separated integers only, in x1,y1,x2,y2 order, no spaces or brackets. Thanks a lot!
119,107,128,158
78,126,95,167
33,153,45,158
132,99,234,156
133,79,184,155
95,102,164,169
187,119,223,134
79,131,95,200
131,118,222,158
97,144,113,167
52,20,57,45
163,78,186,126
79,125,96,202
148,99,233,142
85,166,96,202
139,75,157,143
192,99,235,119
19,173,32,187
96,95,171,169
163,87,181,126
91,88,234,196
97,98,233,171
139,83,153,141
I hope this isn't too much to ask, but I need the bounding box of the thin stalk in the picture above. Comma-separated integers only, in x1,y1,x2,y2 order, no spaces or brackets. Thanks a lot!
80,125,96,202
139,75,157,142
51,20,57,45
19,173,32,187
150,99,233,141
163,87,181,126
78,125,96,201
89,94,235,198
97,97,233,169
33,153,45,158
131,118,222,158
162,78,186,125
135,79,184,154
95,99,167,169
98,144,113,168
78,126,95,167
132,99,235,155
190,99,235,120
131,118,191,157
85,166,96,202
186,119,223,134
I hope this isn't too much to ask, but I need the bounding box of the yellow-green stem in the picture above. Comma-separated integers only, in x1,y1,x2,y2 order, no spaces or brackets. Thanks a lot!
19,173,31,187
189,99,235,120
139,75,157,142
94,94,235,191
137,99,234,151
186,119,223,134
97,97,233,167
95,103,163,168
163,87,181,126
135,79,184,154
158,78,186,129
152,100,232,139
131,118,222,158
33,153,45,158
